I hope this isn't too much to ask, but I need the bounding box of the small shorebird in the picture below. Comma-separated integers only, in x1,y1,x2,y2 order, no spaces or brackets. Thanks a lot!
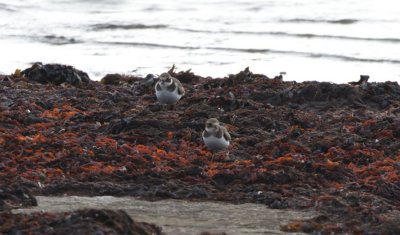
155,72,185,105
202,118,231,151
141,74,156,86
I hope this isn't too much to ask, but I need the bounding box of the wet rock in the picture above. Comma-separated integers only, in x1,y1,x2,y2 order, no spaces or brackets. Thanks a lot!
21,62,90,85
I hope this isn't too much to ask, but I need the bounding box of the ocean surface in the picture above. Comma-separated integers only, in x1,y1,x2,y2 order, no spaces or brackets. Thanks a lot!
1,0,399,83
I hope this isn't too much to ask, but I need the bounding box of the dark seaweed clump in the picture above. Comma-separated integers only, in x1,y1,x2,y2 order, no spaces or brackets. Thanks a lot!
0,209,162,235
21,62,90,85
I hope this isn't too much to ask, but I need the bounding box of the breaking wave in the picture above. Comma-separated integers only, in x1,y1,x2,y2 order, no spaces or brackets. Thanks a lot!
91,23,168,31
93,40,400,64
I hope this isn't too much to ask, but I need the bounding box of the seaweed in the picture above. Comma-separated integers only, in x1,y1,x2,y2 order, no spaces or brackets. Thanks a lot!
1,66,399,234
0,209,162,235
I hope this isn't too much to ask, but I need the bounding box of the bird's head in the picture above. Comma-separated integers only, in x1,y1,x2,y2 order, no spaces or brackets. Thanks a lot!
205,118,220,132
159,73,173,86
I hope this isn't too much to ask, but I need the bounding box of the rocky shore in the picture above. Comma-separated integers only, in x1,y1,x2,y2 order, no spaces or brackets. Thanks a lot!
1,63,399,234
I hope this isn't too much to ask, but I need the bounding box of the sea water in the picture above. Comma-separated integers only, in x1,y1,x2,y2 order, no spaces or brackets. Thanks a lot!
0,0,399,83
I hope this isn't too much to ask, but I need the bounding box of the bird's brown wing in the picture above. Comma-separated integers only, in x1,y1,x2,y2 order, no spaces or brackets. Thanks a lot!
221,126,231,141
172,77,185,95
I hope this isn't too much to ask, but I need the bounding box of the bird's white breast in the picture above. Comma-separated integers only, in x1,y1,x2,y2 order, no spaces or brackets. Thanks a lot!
203,135,230,151
155,86,182,104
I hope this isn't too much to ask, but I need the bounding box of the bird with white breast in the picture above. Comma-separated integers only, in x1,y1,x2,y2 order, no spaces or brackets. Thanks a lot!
202,118,231,151
155,72,185,105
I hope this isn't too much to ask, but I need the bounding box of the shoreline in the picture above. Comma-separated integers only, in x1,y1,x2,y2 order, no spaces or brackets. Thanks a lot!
13,195,316,235
1,64,399,234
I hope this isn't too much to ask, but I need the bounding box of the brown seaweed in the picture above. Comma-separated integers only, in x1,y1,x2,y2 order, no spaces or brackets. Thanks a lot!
0,209,162,235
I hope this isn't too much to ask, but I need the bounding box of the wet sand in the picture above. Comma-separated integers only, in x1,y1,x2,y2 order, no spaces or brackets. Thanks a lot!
14,196,315,235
